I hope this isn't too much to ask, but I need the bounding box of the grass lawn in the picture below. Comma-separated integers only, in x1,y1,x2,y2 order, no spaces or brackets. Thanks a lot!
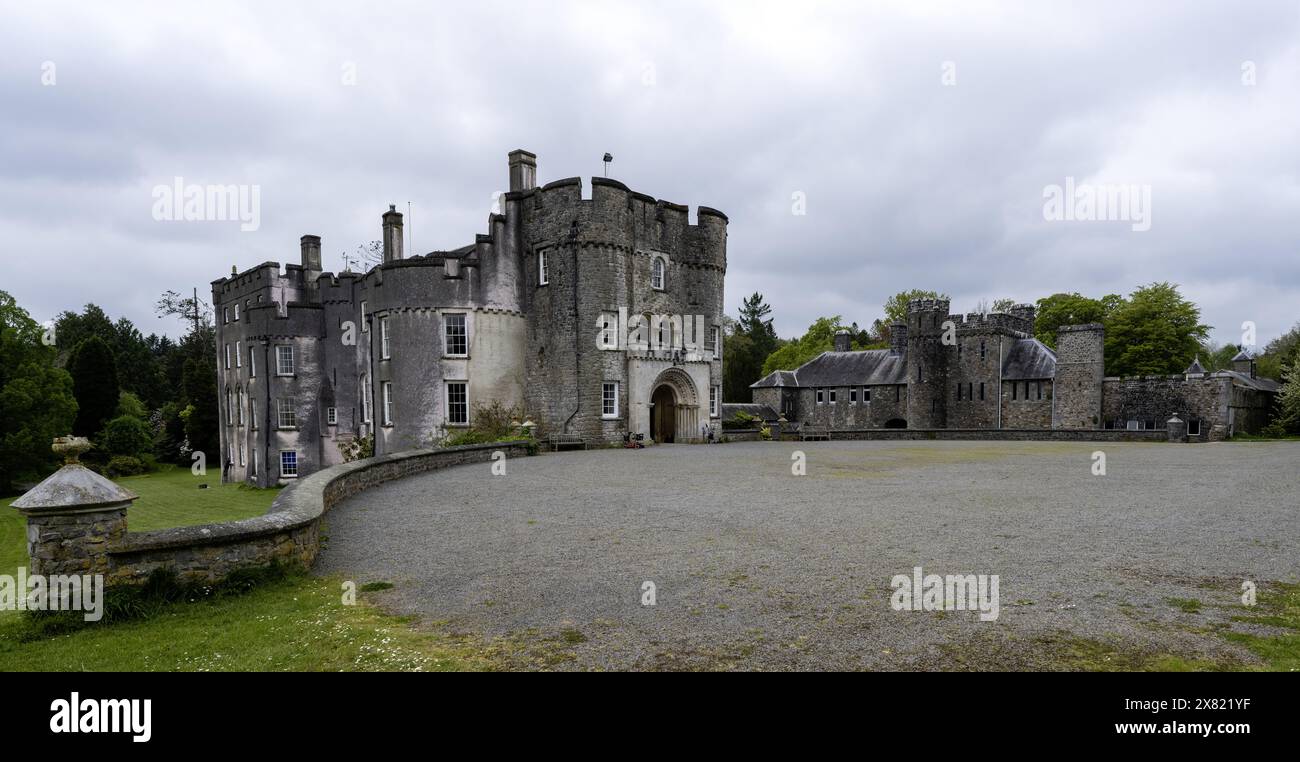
1,464,278,575
0,574,502,671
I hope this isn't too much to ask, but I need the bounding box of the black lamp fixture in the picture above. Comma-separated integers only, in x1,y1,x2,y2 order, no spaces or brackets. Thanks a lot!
602,152,613,177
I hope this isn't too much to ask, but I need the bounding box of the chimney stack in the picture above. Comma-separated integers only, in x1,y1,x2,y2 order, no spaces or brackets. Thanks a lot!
508,149,537,192
300,234,322,272
382,205,403,262
890,323,908,355
834,329,852,353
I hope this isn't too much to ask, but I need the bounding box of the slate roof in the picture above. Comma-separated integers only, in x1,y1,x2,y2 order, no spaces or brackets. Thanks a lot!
1184,356,1207,374
1001,338,1056,380
750,370,798,388
1220,370,1280,392
721,403,780,422
750,350,907,388
1231,349,1253,362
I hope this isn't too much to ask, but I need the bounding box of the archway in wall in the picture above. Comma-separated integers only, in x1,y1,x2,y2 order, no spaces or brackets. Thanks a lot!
648,367,700,443
651,385,677,443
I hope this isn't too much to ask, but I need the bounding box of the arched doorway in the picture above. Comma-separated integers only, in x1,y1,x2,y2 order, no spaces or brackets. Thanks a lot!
650,384,677,443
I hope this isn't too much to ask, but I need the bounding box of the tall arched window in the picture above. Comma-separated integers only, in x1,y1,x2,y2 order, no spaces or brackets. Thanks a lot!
651,257,665,290
237,386,245,425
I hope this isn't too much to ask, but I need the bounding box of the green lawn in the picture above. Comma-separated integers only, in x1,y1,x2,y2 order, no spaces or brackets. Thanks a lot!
1,464,277,574
0,574,501,671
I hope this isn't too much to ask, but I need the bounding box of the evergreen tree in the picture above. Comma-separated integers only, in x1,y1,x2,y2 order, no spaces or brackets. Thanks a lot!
0,291,78,492
182,357,219,460
68,336,120,438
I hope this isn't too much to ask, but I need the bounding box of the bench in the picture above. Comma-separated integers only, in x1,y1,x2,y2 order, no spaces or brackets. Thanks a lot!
547,433,588,451
800,427,830,441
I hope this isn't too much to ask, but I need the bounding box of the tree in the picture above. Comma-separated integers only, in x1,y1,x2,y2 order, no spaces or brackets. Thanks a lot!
0,291,78,492
882,289,949,326
182,357,219,461
738,292,779,359
100,415,153,457
762,316,865,376
1033,292,1118,348
1259,322,1300,381
1273,347,1300,433
1104,283,1210,377
722,329,758,403
68,336,120,438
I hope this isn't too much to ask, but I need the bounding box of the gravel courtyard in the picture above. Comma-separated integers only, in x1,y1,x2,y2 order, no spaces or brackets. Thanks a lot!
315,440,1300,670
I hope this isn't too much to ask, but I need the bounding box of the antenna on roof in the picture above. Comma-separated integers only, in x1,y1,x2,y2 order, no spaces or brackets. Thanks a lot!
603,153,613,177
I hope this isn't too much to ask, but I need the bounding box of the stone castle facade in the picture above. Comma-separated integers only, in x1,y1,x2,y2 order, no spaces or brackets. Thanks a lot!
213,150,727,485
751,298,1278,440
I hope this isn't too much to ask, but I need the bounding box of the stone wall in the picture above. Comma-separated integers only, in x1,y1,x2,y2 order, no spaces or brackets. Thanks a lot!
775,428,1165,443
104,442,529,587
1053,324,1104,428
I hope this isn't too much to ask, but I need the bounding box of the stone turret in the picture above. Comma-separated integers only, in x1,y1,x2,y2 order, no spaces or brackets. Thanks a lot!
905,298,951,428
1053,323,1104,428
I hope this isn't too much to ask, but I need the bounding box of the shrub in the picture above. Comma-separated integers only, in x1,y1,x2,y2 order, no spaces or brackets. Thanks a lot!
106,455,147,477
100,415,153,457
338,433,374,462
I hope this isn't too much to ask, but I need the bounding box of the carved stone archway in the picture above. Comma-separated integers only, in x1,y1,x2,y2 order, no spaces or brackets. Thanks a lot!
648,367,700,443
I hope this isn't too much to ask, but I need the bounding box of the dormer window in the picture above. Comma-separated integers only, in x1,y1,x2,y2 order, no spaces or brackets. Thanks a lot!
651,257,665,290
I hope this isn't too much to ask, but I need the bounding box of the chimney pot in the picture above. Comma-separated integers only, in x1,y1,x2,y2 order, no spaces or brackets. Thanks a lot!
508,149,537,192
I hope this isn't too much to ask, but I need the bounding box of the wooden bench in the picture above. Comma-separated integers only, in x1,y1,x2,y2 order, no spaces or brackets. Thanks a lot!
547,433,588,451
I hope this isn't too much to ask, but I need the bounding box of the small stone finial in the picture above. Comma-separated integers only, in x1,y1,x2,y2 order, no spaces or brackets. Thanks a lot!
232,264,237,276
52,436,93,464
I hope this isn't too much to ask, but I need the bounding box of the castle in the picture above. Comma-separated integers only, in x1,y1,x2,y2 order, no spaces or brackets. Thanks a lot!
213,150,727,485
750,299,1278,439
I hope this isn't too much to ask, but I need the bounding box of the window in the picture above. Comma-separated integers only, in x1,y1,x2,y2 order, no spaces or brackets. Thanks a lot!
446,382,467,425
895,385,901,402
850,387,858,403
223,308,229,324
251,404,257,431
1036,381,1043,400
980,340,986,360
444,313,467,356
237,387,245,425
225,388,232,425
706,326,720,354
382,382,394,425
236,341,242,368
538,249,549,286
598,312,618,350
277,398,296,429
360,300,368,331
957,382,963,401
327,406,337,425
968,383,973,401
651,257,665,290
251,450,257,477
1024,381,1031,400
917,366,923,382
380,317,391,359
249,346,256,377
224,344,231,369
710,385,720,417
816,389,825,404
239,441,245,467
1188,419,1201,436
280,450,298,478
361,374,370,422
602,382,619,418
864,387,871,402
829,388,837,404
234,303,240,322
979,382,985,401
276,345,294,375
1011,382,1018,400
957,342,963,359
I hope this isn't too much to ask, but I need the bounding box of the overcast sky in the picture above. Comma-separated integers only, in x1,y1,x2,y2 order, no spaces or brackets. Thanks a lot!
2,0,1297,347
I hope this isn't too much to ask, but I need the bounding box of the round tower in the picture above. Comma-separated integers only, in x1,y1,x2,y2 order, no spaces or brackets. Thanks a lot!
905,298,951,429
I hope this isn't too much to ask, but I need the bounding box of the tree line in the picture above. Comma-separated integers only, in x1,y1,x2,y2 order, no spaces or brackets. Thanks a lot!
0,289,218,493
